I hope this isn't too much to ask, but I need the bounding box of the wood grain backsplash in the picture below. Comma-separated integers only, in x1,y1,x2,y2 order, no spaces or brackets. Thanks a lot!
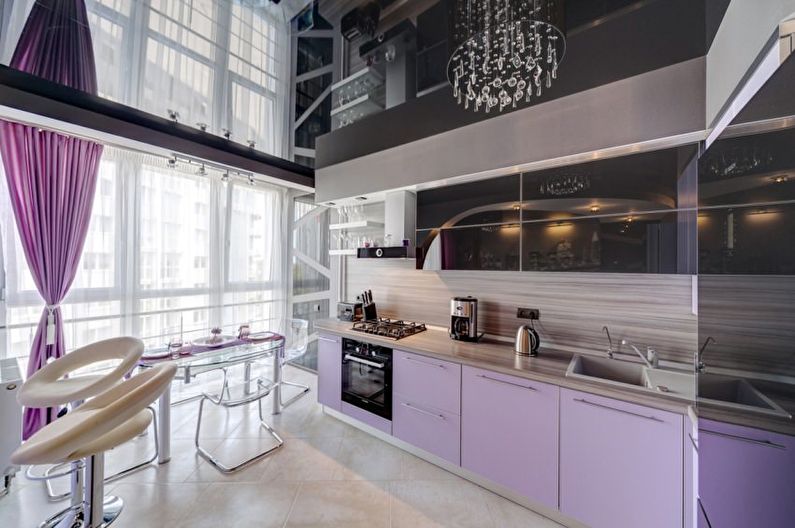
346,259,697,364
699,275,795,378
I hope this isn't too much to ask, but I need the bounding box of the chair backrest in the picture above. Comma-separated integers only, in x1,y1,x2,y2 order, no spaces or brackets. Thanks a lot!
283,318,309,361
18,336,145,407
12,363,176,465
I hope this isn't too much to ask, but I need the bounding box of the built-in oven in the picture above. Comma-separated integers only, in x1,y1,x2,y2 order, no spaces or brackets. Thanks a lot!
341,338,392,421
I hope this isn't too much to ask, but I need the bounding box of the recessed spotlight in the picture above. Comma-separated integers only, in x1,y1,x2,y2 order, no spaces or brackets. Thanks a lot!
773,175,789,184
355,196,368,201
512,204,521,211
327,202,336,206
626,215,634,223
248,175,255,186
589,205,600,213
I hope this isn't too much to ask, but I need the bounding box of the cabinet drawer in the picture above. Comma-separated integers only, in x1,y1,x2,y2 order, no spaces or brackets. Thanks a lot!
393,394,461,464
393,350,461,415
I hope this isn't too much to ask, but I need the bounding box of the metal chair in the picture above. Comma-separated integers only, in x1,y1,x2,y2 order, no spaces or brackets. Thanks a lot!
278,318,311,408
194,365,284,473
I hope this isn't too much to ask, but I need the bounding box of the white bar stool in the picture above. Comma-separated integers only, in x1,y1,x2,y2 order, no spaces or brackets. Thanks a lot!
12,363,177,528
18,337,146,503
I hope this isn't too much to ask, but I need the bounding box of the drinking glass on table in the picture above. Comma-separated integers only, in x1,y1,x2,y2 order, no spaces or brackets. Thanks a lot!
168,336,183,360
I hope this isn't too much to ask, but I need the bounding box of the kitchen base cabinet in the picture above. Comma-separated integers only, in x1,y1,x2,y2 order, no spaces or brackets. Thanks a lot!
699,418,795,528
461,367,559,510
560,388,683,528
317,333,342,411
393,394,461,464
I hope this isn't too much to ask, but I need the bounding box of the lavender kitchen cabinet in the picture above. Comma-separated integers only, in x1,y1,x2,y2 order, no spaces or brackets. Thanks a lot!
393,350,462,463
393,350,461,414
560,388,683,528
698,418,795,528
461,367,559,509
317,333,342,411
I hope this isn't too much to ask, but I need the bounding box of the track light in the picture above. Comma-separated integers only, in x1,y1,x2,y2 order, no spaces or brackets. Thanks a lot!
248,174,255,186
221,171,230,183
197,164,207,177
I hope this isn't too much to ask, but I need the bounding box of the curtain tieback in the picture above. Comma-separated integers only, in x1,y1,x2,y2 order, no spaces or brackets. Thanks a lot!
45,304,60,345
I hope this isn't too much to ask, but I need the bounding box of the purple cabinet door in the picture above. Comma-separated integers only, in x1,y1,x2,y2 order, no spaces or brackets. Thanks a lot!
393,350,461,414
317,333,341,411
699,418,795,528
461,367,559,510
393,394,460,464
560,388,683,528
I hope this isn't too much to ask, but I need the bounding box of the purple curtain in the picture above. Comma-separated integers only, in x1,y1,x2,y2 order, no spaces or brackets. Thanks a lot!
0,0,102,439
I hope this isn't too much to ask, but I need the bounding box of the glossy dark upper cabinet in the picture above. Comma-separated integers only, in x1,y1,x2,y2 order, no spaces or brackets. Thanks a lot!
699,203,795,274
699,126,795,208
416,174,520,230
417,146,697,272
522,212,680,273
522,147,695,218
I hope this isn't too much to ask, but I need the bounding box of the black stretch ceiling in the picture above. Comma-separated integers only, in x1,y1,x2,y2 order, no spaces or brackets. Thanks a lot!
316,0,730,168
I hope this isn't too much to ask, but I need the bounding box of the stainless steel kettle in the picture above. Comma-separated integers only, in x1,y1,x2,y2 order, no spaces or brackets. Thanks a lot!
515,325,540,356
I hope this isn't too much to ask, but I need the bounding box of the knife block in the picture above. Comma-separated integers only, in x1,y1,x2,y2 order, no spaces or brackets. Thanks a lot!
363,303,378,321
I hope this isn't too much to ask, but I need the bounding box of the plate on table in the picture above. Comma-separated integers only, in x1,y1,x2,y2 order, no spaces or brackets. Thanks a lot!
243,331,278,344
141,347,171,360
192,335,237,348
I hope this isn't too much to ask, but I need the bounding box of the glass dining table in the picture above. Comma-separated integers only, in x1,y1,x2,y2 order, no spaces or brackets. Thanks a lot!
138,335,286,464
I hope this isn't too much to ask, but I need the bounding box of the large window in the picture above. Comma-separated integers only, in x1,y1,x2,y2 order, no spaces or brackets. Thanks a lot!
0,145,287,360
2,0,289,158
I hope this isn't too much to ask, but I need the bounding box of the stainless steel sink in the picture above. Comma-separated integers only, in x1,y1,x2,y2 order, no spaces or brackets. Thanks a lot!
566,355,648,388
698,373,790,418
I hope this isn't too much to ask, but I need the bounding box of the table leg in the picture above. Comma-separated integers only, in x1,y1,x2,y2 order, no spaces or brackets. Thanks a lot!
158,381,171,464
272,345,282,415
244,361,252,395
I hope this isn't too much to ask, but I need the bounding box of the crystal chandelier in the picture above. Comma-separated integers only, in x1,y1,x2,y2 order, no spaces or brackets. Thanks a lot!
539,174,589,196
447,0,566,113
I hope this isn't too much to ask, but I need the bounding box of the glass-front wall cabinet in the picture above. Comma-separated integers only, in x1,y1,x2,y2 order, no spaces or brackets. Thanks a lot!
416,145,698,273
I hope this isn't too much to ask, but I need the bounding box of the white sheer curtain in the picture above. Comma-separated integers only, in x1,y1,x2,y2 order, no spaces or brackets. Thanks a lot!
0,143,289,360
1,0,291,158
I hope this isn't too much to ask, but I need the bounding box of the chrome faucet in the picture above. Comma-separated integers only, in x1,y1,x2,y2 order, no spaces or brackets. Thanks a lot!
621,339,659,369
698,336,716,373
602,326,614,358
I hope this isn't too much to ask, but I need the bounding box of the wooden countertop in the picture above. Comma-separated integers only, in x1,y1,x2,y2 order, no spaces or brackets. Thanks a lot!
316,319,694,416
316,320,795,436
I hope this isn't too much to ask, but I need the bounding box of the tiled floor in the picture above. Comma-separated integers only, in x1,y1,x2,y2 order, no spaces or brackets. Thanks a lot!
0,365,563,528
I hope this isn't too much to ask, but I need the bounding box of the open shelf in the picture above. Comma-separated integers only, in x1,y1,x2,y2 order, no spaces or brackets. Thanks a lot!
329,249,358,256
329,220,384,231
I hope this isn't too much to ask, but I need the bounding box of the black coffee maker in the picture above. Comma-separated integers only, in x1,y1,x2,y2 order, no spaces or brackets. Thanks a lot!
449,296,482,341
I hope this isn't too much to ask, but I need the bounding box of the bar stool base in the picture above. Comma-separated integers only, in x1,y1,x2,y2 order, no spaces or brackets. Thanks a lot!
39,495,123,528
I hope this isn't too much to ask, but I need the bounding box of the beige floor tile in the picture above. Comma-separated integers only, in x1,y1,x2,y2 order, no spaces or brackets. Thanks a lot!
0,476,85,527
177,481,300,528
399,452,459,481
109,482,210,528
332,433,404,481
294,405,359,438
114,436,211,484
483,493,564,528
390,479,495,528
260,436,343,481
285,480,390,528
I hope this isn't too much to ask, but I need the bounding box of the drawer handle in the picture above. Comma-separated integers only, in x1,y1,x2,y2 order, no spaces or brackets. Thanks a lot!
318,336,338,343
402,355,446,369
700,429,786,450
401,402,446,421
573,398,664,423
477,374,537,391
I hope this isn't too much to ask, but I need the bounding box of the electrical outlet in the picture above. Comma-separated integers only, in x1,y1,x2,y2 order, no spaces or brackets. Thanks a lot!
517,307,540,320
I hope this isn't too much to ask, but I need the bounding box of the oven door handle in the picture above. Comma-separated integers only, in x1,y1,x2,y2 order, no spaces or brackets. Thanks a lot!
344,354,386,369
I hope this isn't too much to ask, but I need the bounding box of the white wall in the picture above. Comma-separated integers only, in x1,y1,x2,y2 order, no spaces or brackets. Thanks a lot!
707,0,795,126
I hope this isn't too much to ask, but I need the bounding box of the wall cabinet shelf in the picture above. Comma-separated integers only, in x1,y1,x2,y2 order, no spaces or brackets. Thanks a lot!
329,220,384,231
